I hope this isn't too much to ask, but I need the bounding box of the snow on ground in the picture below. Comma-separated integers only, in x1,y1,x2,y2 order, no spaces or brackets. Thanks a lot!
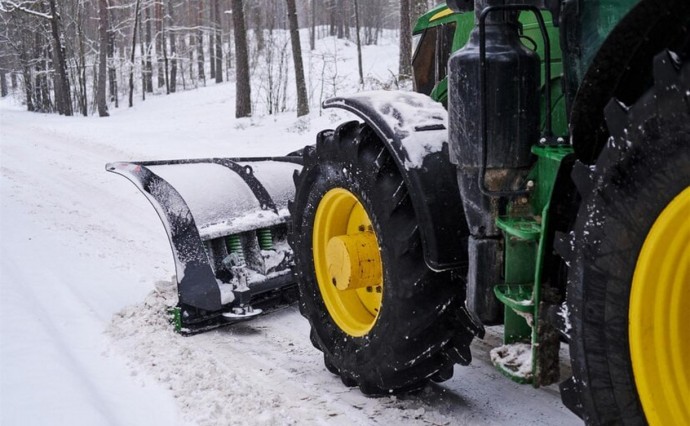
0,33,580,425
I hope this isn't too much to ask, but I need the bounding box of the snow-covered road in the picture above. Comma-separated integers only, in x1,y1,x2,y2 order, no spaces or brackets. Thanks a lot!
0,80,580,425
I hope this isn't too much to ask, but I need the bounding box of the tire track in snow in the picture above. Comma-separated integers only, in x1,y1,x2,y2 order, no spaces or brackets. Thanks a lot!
107,282,469,425
107,280,579,425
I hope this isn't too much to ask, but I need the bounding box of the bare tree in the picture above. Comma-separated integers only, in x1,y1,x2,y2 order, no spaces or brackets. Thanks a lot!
196,0,205,85
212,0,222,83
309,0,315,50
399,0,411,79
354,0,363,86
209,0,215,79
336,0,344,38
143,3,153,93
128,0,142,107
97,0,110,116
286,0,308,116
72,0,88,116
167,0,177,92
0,72,7,98
250,3,264,52
107,5,118,107
47,0,73,115
155,0,165,88
232,0,251,118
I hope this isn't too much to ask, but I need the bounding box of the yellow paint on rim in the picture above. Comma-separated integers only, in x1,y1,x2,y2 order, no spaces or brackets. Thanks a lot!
630,186,690,425
313,188,383,337
430,7,453,22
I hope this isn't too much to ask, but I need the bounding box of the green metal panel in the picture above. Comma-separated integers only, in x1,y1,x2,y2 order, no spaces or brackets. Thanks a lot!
413,4,471,38
412,6,567,136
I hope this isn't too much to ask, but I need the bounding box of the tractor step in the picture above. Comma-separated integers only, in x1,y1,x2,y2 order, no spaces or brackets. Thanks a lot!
494,284,534,313
490,342,534,384
496,217,541,241
491,145,572,386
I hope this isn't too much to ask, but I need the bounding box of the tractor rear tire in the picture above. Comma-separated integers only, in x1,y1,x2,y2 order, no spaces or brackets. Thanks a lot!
566,51,690,425
289,121,476,395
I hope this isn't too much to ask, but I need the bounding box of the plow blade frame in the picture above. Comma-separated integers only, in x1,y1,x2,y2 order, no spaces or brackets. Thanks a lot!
106,157,302,316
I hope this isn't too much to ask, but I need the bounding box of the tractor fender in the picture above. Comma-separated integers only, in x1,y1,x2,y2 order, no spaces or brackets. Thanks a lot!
323,91,469,272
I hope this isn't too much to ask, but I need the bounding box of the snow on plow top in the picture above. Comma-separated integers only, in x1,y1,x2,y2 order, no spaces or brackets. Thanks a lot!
150,161,299,239
323,90,449,169
107,160,300,241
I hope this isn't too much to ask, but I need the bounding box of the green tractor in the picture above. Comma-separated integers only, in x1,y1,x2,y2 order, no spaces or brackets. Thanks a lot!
109,0,690,423
290,0,689,423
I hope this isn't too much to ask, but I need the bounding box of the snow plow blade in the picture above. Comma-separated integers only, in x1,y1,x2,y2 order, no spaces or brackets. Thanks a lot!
106,157,302,334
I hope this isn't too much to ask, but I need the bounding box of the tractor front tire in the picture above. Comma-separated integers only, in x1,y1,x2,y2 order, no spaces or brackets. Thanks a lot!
289,121,475,395
566,51,690,425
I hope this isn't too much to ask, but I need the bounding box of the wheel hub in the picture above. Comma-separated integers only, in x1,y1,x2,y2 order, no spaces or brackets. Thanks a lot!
326,233,382,291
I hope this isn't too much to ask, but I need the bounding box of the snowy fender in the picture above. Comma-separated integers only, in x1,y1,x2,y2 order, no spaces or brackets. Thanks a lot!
289,120,482,395
563,51,690,424
323,91,469,271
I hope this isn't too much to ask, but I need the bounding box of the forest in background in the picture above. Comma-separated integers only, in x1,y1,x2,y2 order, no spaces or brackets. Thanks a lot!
0,0,439,118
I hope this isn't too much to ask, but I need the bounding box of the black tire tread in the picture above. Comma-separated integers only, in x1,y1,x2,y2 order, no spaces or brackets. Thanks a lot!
566,50,690,425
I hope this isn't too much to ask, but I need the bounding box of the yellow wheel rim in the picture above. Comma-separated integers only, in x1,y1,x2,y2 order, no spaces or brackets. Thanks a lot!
313,188,383,337
630,186,690,425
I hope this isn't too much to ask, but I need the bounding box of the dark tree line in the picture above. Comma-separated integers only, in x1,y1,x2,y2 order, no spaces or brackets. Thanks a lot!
0,0,437,117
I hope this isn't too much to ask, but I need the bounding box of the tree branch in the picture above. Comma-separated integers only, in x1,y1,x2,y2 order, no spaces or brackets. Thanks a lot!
0,0,53,19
